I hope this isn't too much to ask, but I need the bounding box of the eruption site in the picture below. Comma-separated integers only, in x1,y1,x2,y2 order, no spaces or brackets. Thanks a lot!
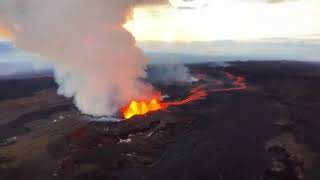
121,71,247,119
0,0,247,121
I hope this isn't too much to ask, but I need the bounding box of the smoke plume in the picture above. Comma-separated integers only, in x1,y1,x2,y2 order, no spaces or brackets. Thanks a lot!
0,0,167,116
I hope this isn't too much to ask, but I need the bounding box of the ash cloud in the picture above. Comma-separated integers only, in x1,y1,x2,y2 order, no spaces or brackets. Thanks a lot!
0,0,167,117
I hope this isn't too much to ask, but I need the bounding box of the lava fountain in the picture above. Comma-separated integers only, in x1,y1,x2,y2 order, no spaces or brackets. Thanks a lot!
121,86,207,120
121,97,165,119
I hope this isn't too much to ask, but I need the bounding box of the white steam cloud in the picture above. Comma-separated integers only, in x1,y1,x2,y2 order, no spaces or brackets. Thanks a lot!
147,63,197,85
0,0,167,116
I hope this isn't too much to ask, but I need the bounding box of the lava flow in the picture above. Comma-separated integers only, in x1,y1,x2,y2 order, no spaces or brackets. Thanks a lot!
210,72,247,92
164,86,208,107
121,72,247,120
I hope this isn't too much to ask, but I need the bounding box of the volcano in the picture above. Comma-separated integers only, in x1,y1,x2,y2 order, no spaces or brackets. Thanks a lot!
1,61,320,180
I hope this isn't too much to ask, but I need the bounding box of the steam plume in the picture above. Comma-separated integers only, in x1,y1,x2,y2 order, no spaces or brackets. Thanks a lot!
147,63,197,85
0,0,167,116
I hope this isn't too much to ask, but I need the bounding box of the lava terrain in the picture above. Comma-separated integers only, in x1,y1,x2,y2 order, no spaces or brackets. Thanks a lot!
1,61,320,180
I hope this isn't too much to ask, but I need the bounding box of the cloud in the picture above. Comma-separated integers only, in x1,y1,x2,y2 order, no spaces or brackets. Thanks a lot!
240,0,300,4
266,0,299,3
147,63,197,85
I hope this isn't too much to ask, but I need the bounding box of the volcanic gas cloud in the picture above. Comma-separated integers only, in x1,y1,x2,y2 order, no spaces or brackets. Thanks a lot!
0,0,168,117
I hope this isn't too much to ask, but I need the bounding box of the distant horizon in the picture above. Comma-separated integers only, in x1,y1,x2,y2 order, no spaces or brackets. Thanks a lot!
2,35,320,43
1,37,320,64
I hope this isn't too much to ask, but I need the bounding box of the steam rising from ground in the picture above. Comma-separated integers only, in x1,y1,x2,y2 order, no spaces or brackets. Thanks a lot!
0,0,166,116
147,63,197,85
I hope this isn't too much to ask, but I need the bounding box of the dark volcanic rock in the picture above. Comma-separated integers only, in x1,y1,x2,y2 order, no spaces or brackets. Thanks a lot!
1,61,320,180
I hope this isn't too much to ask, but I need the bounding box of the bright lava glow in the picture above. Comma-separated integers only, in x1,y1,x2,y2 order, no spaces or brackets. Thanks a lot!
121,98,164,119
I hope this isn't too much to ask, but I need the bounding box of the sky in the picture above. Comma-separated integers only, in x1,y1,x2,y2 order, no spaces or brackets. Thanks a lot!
124,0,320,42
0,0,319,68
0,0,319,42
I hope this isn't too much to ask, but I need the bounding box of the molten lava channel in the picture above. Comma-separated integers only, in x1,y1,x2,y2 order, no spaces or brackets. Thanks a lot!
121,72,247,120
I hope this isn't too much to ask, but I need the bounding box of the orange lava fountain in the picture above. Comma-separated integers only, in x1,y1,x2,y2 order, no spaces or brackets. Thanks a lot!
121,98,165,119
121,86,207,120
121,72,247,120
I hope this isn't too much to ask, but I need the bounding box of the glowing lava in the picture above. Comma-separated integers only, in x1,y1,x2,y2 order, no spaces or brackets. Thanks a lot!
164,86,207,106
121,72,247,119
210,72,247,92
121,86,207,120
121,98,165,119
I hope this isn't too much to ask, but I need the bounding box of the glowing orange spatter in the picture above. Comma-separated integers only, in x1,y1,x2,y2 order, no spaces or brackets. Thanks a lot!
121,98,165,119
